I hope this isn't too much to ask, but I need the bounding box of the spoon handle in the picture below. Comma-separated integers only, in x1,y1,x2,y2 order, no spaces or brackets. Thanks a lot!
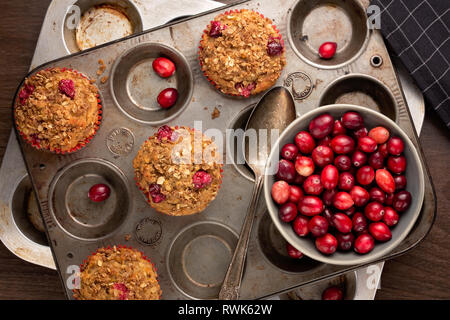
219,174,264,300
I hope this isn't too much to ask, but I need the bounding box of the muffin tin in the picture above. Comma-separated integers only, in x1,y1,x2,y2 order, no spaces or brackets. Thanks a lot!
6,0,436,299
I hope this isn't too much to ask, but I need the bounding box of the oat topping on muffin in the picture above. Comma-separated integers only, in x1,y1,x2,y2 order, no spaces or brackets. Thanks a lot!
133,126,222,216
73,246,161,300
14,68,100,153
199,9,286,97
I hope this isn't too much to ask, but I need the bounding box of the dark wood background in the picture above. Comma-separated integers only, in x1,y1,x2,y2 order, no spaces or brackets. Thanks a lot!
0,0,448,300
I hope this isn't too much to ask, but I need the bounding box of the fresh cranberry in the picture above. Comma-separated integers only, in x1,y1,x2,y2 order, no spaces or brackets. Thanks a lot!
293,215,309,237
369,222,392,242
330,135,355,154
332,213,353,234
295,156,315,177
334,155,352,171
152,57,176,78
59,79,75,99
312,146,334,167
209,21,225,37
352,150,367,168
394,175,407,191
315,233,338,255
323,207,335,227
157,88,178,108
267,36,284,56
192,170,212,189
332,120,347,136
369,127,390,144
341,111,364,130
293,173,306,185
385,192,394,206
281,143,299,161
387,156,407,174
350,186,370,207
393,190,411,212
379,143,389,157
289,185,304,203
322,189,338,207
343,206,356,216
333,191,354,210
19,84,35,104
318,42,337,59
387,136,404,155
294,131,316,154
354,234,375,254
375,169,395,194
369,187,386,204
336,232,355,251
383,207,399,227
321,165,339,190
279,202,298,223
148,183,166,203
322,286,343,300
157,125,175,141
358,136,377,153
88,184,111,202
303,174,323,195
286,243,303,259
271,181,290,205
298,196,324,216
365,201,385,221
308,215,329,237
309,113,334,139
338,172,355,191
351,127,368,140
318,136,332,147
276,159,296,183
235,82,256,97
356,166,375,185
352,212,368,233
113,283,129,300
368,151,385,169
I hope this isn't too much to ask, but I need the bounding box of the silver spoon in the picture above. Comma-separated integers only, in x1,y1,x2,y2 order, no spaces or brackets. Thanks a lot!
219,87,296,300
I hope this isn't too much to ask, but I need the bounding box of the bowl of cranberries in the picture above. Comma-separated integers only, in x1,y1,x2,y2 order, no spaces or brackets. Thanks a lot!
264,104,425,265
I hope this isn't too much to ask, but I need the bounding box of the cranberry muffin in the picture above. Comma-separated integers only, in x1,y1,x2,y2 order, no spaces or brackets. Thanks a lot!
199,9,286,97
73,246,161,300
14,68,101,153
133,125,222,216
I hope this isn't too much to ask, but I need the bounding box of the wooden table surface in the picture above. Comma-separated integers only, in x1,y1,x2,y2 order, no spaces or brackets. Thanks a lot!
0,0,449,300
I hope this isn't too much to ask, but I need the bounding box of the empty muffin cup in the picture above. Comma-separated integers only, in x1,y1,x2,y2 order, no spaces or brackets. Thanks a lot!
287,0,370,69
110,43,193,124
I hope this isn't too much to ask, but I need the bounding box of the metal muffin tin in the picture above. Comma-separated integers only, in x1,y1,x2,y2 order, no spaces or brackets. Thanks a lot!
7,0,436,300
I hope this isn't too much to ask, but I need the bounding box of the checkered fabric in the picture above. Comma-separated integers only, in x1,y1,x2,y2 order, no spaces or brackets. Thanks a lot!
372,0,450,128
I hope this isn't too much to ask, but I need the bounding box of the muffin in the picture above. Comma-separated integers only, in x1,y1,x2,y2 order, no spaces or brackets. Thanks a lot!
199,9,286,97
14,68,101,154
73,246,161,300
133,125,222,216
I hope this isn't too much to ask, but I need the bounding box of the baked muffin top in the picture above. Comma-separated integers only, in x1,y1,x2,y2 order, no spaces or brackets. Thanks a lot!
133,126,222,216
14,68,100,153
199,9,286,97
73,246,161,300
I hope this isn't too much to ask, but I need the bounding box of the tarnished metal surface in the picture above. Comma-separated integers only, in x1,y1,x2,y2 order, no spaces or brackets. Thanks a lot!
0,0,431,300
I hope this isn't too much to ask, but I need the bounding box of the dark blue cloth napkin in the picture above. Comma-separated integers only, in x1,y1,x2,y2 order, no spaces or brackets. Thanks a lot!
372,0,450,128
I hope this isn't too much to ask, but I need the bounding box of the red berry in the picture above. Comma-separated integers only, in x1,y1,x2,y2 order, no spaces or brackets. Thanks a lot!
235,82,256,97
18,84,35,104
333,191,354,210
309,113,334,139
365,201,385,221
323,207,335,227
267,36,284,56
350,186,370,207
152,57,176,78
393,190,411,212
341,111,364,130
192,170,212,189
148,183,166,203
209,21,225,37
157,88,178,108
58,79,75,99
157,125,176,141
369,127,390,144
308,215,329,237
358,136,378,153
354,234,375,254
383,207,399,227
356,166,375,185
352,150,367,168
276,159,296,183
352,212,368,233
289,185,304,203
332,213,353,234
88,184,111,202
322,189,338,207
295,156,315,177
281,143,299,161
385,192,394,206
336,232,355,251
338,172,355,191
298,196,324,216
375,169,395,194
334,155,352,171
279,202,298,223
387,136,404,155
293,216,309,237
303,174,324,195
286,243,303,259
343,206,356,217
315,233,338,255
368,151,385,169
318,136,332,147
379,143,389,157
352,127,368,140
330,135,355,154
322,286,343,300
294,131,316,154
369,222,392,242
312,146,334,167
394,175,407,191
271,181,290,205
318,42,337,59
293,173,306,185
387,156,407,174
369,187,386,204
332,120,347,136
321,165,339,190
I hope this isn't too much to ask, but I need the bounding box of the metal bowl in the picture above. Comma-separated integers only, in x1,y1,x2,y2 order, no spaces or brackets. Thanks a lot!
264,104,425,265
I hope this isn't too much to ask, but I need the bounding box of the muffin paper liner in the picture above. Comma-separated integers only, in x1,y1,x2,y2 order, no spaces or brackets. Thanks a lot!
134,126,224,216
198,9,285,98
14,67,102,155
73,245,162,300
